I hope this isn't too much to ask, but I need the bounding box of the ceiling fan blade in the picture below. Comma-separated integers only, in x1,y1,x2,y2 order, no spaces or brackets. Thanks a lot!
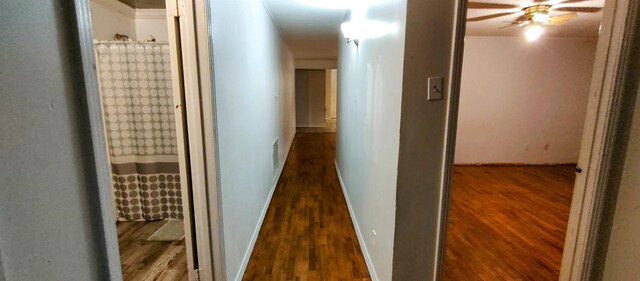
545,12,577,26
467,12,519,22
557,0,592,4
499,22,529,29
554,7,603,13
515,14,528,22
533,0,548,3
468,2,520,9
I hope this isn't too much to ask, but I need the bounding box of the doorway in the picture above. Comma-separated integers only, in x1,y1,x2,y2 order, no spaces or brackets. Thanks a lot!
443,0,604,279
295,68,338,133
87,0,195,279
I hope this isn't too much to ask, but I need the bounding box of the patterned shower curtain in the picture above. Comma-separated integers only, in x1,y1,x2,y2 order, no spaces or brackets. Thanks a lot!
95,41,183,221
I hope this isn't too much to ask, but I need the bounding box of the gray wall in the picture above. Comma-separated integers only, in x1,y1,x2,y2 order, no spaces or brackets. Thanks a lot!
209,0,296,280
601,78,640,280
0,1,110,280
393,0,461,279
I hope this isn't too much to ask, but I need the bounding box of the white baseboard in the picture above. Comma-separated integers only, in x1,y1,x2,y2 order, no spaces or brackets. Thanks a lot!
234,135,295,281
334,161,379,281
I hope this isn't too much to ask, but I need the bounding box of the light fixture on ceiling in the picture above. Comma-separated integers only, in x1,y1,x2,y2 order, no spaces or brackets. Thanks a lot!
524,24,544,42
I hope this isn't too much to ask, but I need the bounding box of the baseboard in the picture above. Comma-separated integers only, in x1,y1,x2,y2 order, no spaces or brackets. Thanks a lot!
234,135,295,281
296,124,326,128
334,161,379,281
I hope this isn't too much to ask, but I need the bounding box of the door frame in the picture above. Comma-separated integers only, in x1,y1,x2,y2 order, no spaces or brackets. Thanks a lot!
437,0,639,280
72,0,224,280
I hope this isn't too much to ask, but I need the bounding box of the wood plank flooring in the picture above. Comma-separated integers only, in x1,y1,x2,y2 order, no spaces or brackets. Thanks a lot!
116,220,188,281
243,133,370,281
443,165,576,281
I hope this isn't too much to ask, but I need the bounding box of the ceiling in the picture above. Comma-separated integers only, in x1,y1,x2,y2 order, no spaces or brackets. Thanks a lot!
265,0,604,39
466,0,605,37
118,0,604,38
263,0,349,39
117,0,165,9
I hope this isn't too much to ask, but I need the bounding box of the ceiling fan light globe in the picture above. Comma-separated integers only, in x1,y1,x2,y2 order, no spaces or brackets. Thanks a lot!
525,25,544,42
532,13,549,23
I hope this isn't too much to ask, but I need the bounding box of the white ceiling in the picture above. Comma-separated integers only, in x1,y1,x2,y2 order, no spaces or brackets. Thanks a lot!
264,0,605,39
466,0,605,37
263,0,349,39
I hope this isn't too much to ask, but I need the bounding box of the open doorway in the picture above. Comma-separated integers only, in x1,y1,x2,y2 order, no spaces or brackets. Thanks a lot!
443,0,604,280
88,0,194,279
295,68,338,133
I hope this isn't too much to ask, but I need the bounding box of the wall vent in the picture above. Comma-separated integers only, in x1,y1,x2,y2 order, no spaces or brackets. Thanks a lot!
272,138,279,181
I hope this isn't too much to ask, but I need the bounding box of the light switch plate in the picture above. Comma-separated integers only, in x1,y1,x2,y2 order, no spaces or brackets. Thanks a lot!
428,77,443,101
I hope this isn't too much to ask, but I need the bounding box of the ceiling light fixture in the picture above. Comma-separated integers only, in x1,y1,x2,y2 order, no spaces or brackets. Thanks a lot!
524,24,544,42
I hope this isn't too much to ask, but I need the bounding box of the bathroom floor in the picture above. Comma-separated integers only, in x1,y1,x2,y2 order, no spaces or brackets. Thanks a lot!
116,220,188,281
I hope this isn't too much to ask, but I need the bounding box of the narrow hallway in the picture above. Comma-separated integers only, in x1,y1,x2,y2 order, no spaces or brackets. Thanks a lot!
243,133,370,280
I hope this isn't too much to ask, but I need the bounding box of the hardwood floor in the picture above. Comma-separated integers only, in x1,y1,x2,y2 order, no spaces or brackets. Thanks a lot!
117,220,188,281
443,165,576,281
243,133,370,281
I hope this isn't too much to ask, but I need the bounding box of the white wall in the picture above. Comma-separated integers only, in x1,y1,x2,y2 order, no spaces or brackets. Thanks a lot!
602,81,640,280
296,69,326,127
336,1,407,280
135,15,169,42
455,36,598,164
1,0,111,280
90,0,168,41
209,0,296,280
90,0,137,40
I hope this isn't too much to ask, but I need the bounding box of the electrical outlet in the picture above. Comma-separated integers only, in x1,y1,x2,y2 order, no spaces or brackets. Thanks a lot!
275,90,279,99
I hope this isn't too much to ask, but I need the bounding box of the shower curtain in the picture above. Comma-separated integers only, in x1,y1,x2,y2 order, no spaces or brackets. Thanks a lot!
95,41,183,221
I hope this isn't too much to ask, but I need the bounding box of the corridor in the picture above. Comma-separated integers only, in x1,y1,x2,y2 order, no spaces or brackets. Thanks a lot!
243,133,370,280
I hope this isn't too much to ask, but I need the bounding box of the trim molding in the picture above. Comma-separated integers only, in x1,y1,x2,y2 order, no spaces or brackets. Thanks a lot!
335,161,379,281
136,9,166,19
454,162,577,166
234,134,295,281
295,59,338,70
91,0,165,20
75,0,125,279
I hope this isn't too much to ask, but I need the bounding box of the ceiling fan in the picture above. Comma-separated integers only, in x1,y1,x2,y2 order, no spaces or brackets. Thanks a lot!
467,0,603,41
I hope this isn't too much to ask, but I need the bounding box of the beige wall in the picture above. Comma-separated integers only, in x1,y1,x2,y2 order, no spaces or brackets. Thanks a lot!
90,0,137,40
324,69,337,120
296,69,327,127
90,0,168,41
456,36,597,164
